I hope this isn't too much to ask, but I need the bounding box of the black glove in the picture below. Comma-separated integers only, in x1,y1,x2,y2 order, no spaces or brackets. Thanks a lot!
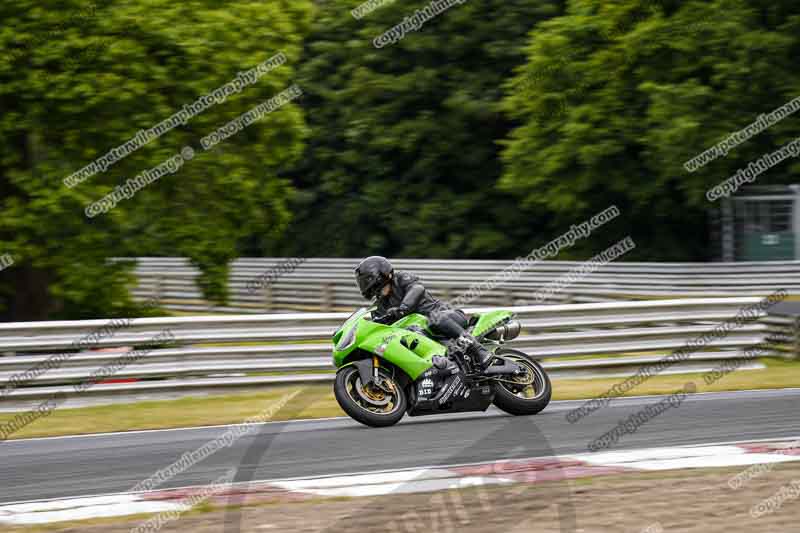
383,306,406,323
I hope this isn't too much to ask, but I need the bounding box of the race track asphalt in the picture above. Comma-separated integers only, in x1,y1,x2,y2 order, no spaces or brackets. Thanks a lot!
1,388,798,504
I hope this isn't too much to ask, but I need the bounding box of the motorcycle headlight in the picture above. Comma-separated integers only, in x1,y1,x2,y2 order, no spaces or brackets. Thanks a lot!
336,324,357,351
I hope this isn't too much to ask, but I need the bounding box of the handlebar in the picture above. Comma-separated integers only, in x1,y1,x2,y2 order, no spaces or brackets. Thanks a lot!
371,311,392,324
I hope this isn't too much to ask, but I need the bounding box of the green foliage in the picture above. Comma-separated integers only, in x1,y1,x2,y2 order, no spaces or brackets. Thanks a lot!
501,0,800,259
4,0,800,319
0,0,312,319
276,0,565,259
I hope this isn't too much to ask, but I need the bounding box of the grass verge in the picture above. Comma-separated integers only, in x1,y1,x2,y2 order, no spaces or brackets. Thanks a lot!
0,357,797,440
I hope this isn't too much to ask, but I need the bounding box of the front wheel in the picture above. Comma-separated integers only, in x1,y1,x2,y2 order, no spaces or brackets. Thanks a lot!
491,349,551,416
334,365,407,427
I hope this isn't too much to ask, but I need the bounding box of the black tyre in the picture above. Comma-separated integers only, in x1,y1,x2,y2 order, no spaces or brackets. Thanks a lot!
491,348,552,416
334,365,407,427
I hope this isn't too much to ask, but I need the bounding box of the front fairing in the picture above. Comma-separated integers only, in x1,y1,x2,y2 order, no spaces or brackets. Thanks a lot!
331,310,441,381
331,307,371,362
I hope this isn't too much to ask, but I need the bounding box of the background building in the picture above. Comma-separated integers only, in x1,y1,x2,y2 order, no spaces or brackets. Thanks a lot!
716,185,800,261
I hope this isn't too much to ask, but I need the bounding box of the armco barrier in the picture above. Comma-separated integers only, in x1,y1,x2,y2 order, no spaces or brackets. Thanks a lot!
0,298,790,401
121,257,800,313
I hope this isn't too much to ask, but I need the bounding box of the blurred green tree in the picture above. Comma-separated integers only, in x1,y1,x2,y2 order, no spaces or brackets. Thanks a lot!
501,0,800,260
272,0,566,259
0,0,312,319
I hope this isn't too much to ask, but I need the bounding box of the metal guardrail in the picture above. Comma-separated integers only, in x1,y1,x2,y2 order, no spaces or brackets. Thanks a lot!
122,257,800,313
0,298,792,401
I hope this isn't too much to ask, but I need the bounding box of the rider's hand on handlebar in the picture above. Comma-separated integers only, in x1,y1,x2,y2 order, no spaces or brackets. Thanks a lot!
375,306,404,323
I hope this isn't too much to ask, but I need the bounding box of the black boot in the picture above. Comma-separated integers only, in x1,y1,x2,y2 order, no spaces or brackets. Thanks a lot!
456,335,493,371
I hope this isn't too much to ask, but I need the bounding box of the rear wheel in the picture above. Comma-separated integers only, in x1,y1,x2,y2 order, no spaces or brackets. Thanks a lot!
491,349,551,416
334,365,407,427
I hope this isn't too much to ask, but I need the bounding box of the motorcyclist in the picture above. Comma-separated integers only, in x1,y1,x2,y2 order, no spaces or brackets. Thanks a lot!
354,256,493,370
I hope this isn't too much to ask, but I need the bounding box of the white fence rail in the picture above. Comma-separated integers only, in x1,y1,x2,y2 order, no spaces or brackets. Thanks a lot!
0,298,793,401
123,257,800,313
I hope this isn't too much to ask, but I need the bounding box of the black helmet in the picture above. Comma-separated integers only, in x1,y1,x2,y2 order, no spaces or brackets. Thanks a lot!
355,256,393,300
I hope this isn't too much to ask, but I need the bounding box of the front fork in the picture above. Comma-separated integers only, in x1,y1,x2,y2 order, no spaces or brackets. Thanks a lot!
352,356,395,393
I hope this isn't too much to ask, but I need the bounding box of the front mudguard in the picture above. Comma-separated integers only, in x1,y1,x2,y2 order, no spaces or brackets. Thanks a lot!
350,359,374,387
338,357,413,393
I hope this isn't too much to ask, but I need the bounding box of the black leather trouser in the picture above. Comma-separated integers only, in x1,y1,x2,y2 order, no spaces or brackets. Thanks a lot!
427,308,469,339
428,308,491,366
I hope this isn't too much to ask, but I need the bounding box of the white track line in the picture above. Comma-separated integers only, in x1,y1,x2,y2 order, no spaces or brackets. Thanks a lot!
3,436,800,525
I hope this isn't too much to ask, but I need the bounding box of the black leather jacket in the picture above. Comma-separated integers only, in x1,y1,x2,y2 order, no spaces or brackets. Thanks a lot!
375,271,448,317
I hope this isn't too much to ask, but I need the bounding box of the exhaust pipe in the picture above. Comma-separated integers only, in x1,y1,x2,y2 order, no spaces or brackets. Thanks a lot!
484,320,521,342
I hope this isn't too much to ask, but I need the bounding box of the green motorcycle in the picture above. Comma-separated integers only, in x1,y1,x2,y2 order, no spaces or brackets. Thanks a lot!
332,307,552,427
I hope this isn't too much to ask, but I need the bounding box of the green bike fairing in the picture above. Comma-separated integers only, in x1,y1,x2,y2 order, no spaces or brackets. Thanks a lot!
471,310,514,338
331,308,515,381
332,308,443,381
